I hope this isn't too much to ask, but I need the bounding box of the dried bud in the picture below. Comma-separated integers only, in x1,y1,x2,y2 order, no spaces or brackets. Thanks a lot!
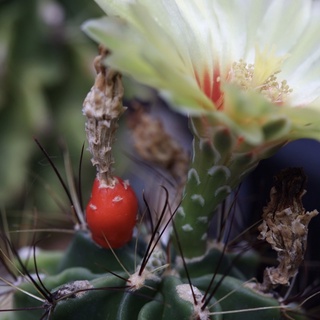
128,104,189,188
83,46,125,186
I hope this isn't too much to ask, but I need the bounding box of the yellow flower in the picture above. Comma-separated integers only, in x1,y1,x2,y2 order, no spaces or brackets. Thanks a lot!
83,0,320,144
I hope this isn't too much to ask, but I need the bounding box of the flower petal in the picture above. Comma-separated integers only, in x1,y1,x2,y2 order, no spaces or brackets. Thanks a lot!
209,85,290,145
281,3,320,106
256,0,311,53
83,16,213,114
208,85,320,146
84,0,320,142
279,107,320,141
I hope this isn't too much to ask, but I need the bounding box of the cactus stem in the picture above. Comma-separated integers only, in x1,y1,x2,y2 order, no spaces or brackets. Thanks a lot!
173,116,286,258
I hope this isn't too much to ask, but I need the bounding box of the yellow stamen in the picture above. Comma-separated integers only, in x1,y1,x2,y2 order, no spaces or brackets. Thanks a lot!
229,46,292,104
252,45,288,86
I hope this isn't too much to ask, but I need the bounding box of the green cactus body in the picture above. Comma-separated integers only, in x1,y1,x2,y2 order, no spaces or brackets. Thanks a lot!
1,66,311,320
57,231,138,274
2,229,307,320
174,123,259,258
173,104,292,258
192,275,281,320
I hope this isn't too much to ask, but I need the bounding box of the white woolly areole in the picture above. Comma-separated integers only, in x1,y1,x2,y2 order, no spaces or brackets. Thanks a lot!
177,207,186,218
214,185,232,197
55,280,93,299
207,165,231,179
188,168,201,185
182,224,193,232
128,268,160,291
201,233,208,241
176,284,210,320
197,216,208,223
191,194,205,207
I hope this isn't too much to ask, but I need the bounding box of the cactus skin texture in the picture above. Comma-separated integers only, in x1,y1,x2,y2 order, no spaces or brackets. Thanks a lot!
174,110,289,258
3,228,306,320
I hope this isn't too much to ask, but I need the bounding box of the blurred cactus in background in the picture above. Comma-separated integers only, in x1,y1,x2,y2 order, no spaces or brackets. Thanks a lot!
1,1,320,319
0,0,100,210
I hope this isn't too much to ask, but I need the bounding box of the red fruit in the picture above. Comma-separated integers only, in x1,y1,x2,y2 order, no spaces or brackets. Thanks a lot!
86,177,138,249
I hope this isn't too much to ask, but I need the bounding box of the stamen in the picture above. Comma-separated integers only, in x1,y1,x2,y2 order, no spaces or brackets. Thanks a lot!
230,50,292,104
196,47,292,108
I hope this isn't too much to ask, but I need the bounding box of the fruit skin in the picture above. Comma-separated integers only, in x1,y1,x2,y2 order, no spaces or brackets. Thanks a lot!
86,177,138,249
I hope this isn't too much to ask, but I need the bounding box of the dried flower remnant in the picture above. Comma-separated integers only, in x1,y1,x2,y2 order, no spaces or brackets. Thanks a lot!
128,104,189,188
82,45,125,187
257,168,318,293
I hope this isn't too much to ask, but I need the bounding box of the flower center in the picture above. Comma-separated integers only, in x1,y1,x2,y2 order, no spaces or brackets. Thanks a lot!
199,46,292,108
230,46,292,104
196,69,224,110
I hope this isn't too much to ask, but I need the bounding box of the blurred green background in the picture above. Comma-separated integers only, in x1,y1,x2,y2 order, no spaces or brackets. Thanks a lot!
0,0,171,245
0,0,102,227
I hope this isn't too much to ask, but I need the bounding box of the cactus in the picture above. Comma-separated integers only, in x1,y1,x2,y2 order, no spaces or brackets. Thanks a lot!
2,1,320,319
0,165,316,320
1,53,318,320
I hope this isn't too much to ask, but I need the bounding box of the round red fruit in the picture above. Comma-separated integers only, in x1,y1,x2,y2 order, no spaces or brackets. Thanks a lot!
86,177,138,249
